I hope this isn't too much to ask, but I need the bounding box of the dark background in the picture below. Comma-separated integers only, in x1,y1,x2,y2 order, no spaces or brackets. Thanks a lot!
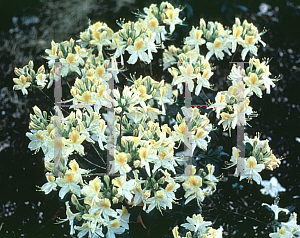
0,0,299,237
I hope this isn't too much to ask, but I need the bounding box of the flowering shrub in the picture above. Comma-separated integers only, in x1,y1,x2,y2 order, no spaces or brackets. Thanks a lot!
12,1,299,237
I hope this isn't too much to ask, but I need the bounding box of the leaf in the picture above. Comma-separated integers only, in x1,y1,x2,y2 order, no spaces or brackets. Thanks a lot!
221,3,227,13
185,3,194,19
233,4,248,12
166,103,181,116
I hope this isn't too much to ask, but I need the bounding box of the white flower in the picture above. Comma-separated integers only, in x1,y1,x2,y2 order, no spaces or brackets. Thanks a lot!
106,218,126,238
112,176,135,202
60,53,82,77
206,38,230,60
38,172,57,194
281,212,300,236
207,92,227,119
239,156,264,184
126,37,151,64
145,190,172,213
75,221,104,238
58,201,81,236
113,152,131,175
26,131,47,154
260,177,286,197
163,8,182,34
244,72,264,98
195,68,213,96
190,127,210,154
13,75,31,95
56,170,81,199
181,214,212,233
269,226,293,238
184,27,206,54
262,202,289,220
237,35,258,60
36,73,48,88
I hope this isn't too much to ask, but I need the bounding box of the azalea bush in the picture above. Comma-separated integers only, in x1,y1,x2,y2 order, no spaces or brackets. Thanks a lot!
12,1,299,237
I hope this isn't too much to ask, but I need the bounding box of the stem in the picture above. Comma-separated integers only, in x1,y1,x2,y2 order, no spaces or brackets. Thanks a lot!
81,154,106,170
119,109,123,146
37,88,69,114
90,143,107,166
220,208,268,225
139,59,147,75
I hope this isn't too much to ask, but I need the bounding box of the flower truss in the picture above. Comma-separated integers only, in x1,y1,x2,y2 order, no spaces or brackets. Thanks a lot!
12,1,288,237
227,133,282,184
263,200,300,238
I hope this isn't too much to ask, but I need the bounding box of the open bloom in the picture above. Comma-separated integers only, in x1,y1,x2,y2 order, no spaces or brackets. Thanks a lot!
113,152,131,175
184,27,206,54
240,156,264,184
181,214,212,233
38,172,57,194
13,75,31,95
163,8,182,34
281,212,300,236
56,170,81,199
238,35,258,60
61,53,82,76
260,177,286,197
262,202,289,220
126,37,151,64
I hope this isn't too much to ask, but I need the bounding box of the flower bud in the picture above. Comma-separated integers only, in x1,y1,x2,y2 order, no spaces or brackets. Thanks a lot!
112,196,119,204
186,231,192,238
160,2,167,10
27,75,32,81
58,51,63,58
71,88,78,97
29,122,39,130
158,176,165,184
206,30,211,39
28,60,34,69
44,162,54,172
161,13,166,21
134,160,141,168
133,129,138,136
127,37,133,45
200,18,206,30
33,105,43,118
38,65,45,74
71,194,79,206
70,38,75,48
178,53,185,62
121,138,128,149
176,112,182,122
14,68,22,76
182,45,190,53
143,190,151,198
104,175,110,186
154,183,159,190
235,17,241,26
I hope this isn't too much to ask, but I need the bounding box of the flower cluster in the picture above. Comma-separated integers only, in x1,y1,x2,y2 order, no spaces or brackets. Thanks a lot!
263,201,300,237
13,61,48,94
183,17,266,60
208,57,278,135
228,133,282,184
11,1,288,237
172,214,223,238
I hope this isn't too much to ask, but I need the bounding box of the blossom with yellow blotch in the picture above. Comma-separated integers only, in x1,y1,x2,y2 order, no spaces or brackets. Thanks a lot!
56,169,81,199
126,37,151,64
13,75,31,95
113,152,131,175
239,156,264,184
